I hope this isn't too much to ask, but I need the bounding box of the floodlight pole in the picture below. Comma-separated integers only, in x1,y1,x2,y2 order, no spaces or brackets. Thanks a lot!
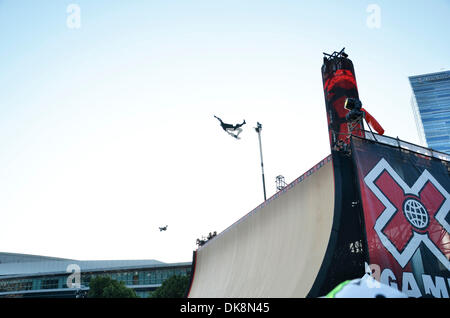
255,122,267,201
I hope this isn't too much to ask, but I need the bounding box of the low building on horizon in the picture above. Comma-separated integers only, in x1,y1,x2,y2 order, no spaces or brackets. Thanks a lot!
0,252,191,298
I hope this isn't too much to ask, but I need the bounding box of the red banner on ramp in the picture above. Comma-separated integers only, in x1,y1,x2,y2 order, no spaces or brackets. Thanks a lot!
351,137,450,298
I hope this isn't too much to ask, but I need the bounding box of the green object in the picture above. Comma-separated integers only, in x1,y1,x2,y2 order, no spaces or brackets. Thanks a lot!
325,280,351,298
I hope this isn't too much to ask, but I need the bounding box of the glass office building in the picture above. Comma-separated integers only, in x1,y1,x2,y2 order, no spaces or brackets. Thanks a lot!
409,70,450,154
0,252,191,298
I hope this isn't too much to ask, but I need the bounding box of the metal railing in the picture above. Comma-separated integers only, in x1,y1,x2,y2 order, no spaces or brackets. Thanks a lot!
362,130,450,162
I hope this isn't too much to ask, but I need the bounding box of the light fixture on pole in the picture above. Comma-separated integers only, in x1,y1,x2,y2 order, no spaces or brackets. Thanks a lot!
255,122,267,201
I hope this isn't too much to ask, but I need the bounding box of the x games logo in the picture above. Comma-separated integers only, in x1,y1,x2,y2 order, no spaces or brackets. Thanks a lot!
364,158,450,270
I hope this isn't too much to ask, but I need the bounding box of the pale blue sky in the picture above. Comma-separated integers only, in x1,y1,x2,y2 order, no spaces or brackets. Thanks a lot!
0,1,449,262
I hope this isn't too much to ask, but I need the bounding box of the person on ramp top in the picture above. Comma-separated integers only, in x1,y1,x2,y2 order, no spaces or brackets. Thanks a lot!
214,115,246,139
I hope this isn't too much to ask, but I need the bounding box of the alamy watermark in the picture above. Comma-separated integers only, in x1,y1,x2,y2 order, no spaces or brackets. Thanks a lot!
366,4,381,29
66,264,81,288
66,4,81,29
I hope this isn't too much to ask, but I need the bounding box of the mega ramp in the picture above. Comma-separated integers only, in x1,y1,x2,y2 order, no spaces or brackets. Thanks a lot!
188,155,366,297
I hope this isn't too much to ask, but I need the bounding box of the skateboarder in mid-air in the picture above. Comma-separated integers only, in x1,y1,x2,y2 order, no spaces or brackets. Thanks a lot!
214,115,246,139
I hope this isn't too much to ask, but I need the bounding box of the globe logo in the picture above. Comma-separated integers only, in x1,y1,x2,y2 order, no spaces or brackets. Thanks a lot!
402,198,429,230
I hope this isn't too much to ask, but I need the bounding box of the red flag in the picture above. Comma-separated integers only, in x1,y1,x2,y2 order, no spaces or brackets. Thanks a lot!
362,108,384,135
